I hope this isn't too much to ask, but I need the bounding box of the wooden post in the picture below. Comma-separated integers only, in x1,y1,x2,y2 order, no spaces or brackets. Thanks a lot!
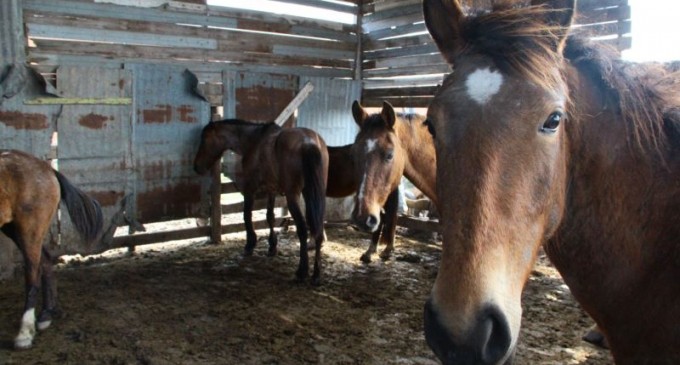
354,0,363,82
209,108,223,244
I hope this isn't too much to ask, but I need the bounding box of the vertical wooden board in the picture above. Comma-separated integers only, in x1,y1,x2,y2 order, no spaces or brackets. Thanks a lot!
128,63,211,223
223,71,299,124
54,66,134,255
297,77,361,146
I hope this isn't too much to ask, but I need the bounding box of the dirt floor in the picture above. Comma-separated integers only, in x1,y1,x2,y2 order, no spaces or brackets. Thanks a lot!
0,225,613,365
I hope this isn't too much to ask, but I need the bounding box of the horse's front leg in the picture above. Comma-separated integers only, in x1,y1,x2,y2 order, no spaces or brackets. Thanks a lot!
360,222,382,263
266,194,278,256
379,189,400,260
37,248,59,331
286,195,309,281
243,194,257,255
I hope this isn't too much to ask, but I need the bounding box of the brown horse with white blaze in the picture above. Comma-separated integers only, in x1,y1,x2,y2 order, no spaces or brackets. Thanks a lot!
1,149,103,349
422,0,680,364
350,101,437,261
194,119,328,284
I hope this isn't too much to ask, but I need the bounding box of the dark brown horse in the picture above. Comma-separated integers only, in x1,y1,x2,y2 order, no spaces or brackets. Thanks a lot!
194,119,328,284
350,101,437,261
0,149,103,349
422,0,680,363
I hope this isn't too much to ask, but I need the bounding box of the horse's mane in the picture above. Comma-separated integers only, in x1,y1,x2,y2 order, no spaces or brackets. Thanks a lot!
212,118,281,136
458,4,680,152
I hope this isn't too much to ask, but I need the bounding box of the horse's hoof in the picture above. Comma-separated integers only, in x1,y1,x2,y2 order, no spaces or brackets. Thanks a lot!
582,328,609,349
37,320,52,331
379,250,393,261
360,253,372,263
14,335,33,350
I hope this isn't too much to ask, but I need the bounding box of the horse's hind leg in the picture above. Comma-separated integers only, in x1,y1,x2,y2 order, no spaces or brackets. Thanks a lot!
3,223,44,349
266,194,278,256
286,195,309,281
243,194,257,255
37,248,59,331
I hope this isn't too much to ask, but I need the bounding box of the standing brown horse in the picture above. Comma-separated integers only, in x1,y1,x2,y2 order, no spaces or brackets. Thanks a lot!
0,149,103,349
327,143,402,263
350,101,437,261
194,119,328,284
422,0,680,364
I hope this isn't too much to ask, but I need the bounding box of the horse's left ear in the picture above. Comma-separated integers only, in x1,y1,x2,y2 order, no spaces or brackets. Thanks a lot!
352,100,368,127
381,101,396,129
423,0,465,64
531,0,575,52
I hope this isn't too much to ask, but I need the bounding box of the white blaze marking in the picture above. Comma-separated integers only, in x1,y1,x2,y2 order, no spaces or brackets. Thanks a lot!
465,68,504,105
366,138,377,153
15,308,36,349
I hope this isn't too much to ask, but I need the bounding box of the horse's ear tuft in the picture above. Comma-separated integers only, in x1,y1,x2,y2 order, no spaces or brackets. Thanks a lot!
381,101,396,129
423,0,465,64
531,0,575,52
352,100,368,127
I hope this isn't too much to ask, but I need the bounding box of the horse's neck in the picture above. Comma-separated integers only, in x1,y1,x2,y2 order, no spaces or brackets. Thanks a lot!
396,119,437,204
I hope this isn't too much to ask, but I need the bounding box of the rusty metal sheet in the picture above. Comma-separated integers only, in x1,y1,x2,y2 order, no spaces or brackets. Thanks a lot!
127,63,210,223
223,71,298,124
297,76,360,146
54,66,134,255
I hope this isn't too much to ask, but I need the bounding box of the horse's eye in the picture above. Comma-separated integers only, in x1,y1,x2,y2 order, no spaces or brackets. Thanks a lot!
424,119,436,138
384,149,394,161
541,112,562,133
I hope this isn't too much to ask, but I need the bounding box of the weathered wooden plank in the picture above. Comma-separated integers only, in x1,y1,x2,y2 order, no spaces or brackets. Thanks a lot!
263,0,358,14
363,86,439,99
26,52,354,78
28,23,217,49
30,40,354,69
362,96,433,108
24,97,132,105
364,33,432,53
23,0,356,43
362,0,420,16
24,11,357,53
574,19,631,38
362,22,427,42
576,5,630,24
363,64,450,78
363,75,446,89
594,35,632,51
578,0,626,11
364,53,446,70
362,12,422,33
363,3,420,24
363,43,438,61
396,215,440,232
221,197,288,215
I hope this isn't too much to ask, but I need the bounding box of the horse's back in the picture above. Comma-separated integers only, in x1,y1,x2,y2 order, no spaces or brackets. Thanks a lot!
0,150,60,227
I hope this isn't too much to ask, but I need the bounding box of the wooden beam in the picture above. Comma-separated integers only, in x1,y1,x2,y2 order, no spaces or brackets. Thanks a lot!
274,81,314,126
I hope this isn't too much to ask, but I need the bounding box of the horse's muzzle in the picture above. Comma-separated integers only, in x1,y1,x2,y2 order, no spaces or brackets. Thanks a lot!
424,299,514,365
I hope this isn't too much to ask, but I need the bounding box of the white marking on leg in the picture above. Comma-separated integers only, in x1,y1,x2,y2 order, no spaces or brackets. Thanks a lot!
465,68,504,105
15,308,36,349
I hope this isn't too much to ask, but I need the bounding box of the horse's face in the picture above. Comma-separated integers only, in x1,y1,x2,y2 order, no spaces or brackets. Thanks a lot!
422,0,574,363
351,101,406,232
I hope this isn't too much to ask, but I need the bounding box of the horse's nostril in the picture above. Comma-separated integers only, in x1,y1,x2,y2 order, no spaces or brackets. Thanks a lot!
477,305,512,364
366,215,379,229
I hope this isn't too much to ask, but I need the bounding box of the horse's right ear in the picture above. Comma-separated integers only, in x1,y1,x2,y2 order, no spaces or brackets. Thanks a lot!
423,0,465,65
352,100,368,127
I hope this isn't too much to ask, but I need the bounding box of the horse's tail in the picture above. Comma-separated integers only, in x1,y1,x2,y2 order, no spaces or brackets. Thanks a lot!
301,144,326,241
54,171,104,243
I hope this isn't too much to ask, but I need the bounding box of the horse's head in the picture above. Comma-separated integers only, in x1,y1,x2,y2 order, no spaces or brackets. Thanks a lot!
194,121,239,175
422,0,574,363
350,100,406,232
